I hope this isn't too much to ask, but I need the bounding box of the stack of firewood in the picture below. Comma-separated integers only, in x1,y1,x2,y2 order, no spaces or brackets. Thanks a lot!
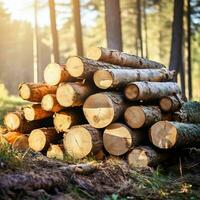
2,47,200,168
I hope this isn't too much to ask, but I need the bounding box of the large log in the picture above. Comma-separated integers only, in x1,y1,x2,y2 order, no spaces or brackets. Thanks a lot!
19,83,57,102
128,146,169,168
125,82,180,101
4,111,53,133
12,135,29,151
56,82,94,107
83,92,127,128
23,104,53,121
41,94,63,112
63,124,103,159
149,121,200,149
103,123,145,156
87,47,166,69
28,127,61,152
93,68,175,89
124,106,172,129
3,131,23,144
44,63,74,85
46,144,64,160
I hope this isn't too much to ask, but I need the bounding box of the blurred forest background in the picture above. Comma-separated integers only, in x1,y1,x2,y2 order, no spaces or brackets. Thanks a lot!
0,0,199,100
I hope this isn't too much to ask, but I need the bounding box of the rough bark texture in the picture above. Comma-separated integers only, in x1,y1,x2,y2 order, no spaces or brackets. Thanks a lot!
3,131,23,144
125,81,180,101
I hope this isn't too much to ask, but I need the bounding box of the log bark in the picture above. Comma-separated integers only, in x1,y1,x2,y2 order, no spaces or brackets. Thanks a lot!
87,47,166,69
46,144,64,160
4,111,53,133
41,94,63,112
12,135,29,151
28,127,61,152
63,124,103,159
149,121,200,149
93,68,175,89
19,83,57,102
53,110,85,133
128,146,169,168
3,131,23,144
83,92,127,128
124,106,172,129
125,82,180,101
56,82,94,107
103,123,145,156
23,104,53,121
44,63,74,85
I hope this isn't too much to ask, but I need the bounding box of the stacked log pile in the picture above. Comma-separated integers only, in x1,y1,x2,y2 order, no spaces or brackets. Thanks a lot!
1,47,200,168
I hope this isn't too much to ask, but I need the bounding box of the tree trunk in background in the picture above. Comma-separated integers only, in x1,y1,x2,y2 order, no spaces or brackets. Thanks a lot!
143,0,148,58
104,0,122,51
159,1,163,61
169,0,185,96
49,0,60,63
72,0,84,56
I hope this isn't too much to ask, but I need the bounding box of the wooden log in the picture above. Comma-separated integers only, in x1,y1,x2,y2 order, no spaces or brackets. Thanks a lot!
53,110,84,133
46,144,64,160
124,106,172,129
87,47,166,69
3,131,23,144
159,94,183,112
4,111,53,133
83,92,127,128
63,124,103,159
56,82,94,107
125,82,180,101
93,68,175,89
19,83,57,102
0,125,8,135
12,135,29,151
103,123,145,156
41,94,63,112
149,121,200,149
128,146,169,168
28,128,61,152
44,63,75,85
23,104,53,121
0,133,9,145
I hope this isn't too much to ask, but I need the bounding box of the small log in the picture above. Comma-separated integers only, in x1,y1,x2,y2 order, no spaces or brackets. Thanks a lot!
46,144,64,160
103,123,145,156
124,106,172,129
56,82,94,107
0,133,8,145
87,47,166,69
19,83,57,102
83,92,127,128
3,131,23,144
0,125,8,135
125,82,180,101
53,110,84,133
44,63,74,85
41,94,63,112
4,111,53,133
12,135,29,151
28,128,61,152
63,124,103,159
23,104,53,121
128,146,169,168
93,68,175,89
149,121,200,149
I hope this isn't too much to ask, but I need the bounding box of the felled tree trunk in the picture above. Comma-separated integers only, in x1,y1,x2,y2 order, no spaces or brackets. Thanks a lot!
46,144,64,160
3,131,23,144
12,135,29,151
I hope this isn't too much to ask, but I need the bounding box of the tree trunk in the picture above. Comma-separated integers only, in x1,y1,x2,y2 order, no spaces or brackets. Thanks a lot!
56,82,94,107
143,0,148,58
93,68,175,89
46,144,64,160
87,47,165,69
83,92,127,128
12,135,29,151
41,94,63,112
128,146,169,168
28,127,61,152
125,81,180,101
63,124,103,159
149,121,200,149
19,83,57,102
104,0,122,51
103,123,145,156
3,131,23,144
23,104,53,121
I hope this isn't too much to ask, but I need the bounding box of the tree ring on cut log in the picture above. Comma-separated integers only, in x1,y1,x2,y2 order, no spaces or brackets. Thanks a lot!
93,70,113,89
23,107,35,121
44,63,62,85
4,113,21,130
125,84,139,100
63,127,92,159
83,93,115,128
66,57,84,77
150,121,177,149
41,94,54,111
19,84,31,100
47,144,64,160
87,47,102,60
103,123,132,156
159,97,173,112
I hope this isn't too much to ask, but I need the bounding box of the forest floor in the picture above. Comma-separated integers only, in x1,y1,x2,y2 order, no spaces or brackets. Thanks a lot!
0,97,200,200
